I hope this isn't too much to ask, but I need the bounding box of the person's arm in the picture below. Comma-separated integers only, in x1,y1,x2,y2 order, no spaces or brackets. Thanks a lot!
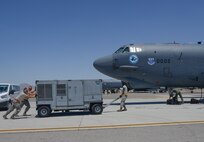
119,91,123,98
24,94,30,99
28,90,36,98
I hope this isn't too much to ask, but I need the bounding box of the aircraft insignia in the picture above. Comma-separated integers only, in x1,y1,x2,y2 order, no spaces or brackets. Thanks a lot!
129,55,139,64
147,58,156,65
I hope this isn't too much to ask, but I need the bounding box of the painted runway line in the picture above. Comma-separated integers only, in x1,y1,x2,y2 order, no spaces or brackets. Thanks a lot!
0,120,204,134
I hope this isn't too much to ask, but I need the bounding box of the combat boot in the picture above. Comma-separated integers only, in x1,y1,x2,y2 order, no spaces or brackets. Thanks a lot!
117,107,123,112
10,114,15,119
3,115,8,119
122,106,127,111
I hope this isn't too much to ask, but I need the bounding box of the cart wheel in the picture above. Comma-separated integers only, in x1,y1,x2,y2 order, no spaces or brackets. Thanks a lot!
38,106,51,117
91,104,103,114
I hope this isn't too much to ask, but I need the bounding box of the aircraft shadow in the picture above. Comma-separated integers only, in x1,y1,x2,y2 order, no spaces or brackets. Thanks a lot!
107,101,191,106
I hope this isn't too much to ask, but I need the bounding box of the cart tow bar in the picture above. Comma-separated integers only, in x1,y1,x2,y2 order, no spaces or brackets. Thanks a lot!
103,97,120,109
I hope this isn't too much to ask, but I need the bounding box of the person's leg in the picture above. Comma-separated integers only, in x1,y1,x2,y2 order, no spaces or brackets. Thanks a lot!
14,101,25,117
20,100,25,108
23,99,31,115
3,104,15,119
178,92,184,104
123,103,127,111
122,97,127,111
10,103,21,119
118,100,123,111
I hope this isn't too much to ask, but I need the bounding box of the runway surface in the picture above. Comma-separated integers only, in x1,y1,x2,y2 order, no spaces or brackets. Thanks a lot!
0,92,203,142
0,124,204,142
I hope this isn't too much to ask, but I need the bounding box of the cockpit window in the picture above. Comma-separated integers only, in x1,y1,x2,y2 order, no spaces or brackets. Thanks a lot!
122,47,129,53
114,46,142,54
114,47,125,54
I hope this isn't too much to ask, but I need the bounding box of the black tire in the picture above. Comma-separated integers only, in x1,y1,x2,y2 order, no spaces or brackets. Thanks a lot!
91,104,103,114
38,106,51,117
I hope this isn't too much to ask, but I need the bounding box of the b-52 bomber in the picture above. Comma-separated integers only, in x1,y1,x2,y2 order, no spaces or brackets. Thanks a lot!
93,42,204,93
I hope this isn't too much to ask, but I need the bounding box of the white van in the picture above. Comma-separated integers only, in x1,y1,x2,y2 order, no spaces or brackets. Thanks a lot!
0,83,20,109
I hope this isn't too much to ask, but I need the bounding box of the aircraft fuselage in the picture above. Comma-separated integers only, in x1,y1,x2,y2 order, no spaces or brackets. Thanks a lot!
94,43,204,89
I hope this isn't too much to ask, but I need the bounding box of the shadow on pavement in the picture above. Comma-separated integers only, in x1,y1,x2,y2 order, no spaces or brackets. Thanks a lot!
36,111,92,118
108,101,191,106
0,108,8,112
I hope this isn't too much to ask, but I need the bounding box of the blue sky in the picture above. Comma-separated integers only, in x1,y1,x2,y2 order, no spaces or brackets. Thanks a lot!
1,0,204,85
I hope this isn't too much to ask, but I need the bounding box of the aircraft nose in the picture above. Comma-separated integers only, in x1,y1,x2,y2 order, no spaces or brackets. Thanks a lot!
93,55,113,72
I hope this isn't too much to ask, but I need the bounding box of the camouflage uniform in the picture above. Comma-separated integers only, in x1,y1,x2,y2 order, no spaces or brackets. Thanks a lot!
118,85,128,111
3,92,27,119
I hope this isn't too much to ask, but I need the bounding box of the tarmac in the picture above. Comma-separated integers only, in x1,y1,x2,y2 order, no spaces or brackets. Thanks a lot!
0,91,204,133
